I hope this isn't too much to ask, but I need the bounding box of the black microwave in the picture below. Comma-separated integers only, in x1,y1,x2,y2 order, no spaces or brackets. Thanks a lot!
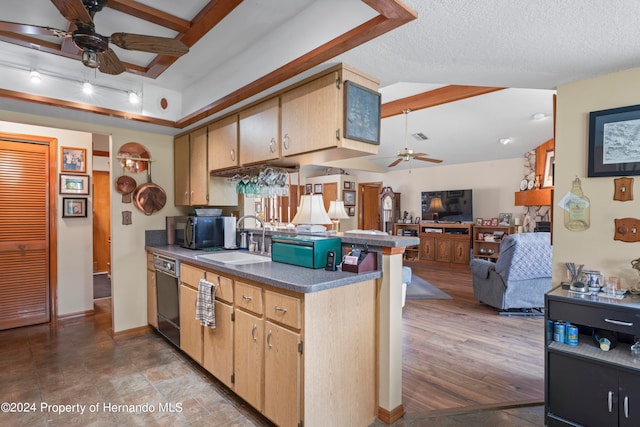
184,216,225,249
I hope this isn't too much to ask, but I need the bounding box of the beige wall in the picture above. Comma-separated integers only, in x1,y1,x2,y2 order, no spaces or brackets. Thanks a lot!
355,158,525,224
554,67,640,289
0,110,184,333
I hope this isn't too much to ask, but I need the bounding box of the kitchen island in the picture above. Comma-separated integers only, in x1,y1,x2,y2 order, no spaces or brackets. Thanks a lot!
147,231,417,426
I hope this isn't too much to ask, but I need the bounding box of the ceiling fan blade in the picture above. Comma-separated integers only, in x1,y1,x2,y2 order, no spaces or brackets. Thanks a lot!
411,153,428,157
388,158,402,167
0,21,70,38
50,0,93,26
414,156,443,163
98,49,126,75
109,33,189,56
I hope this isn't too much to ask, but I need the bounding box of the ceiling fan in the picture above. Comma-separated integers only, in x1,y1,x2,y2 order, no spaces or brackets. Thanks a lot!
388,109,443,167
0,0,189,75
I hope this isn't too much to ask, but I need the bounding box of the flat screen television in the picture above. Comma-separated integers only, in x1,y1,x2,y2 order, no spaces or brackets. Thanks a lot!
421,189,473,222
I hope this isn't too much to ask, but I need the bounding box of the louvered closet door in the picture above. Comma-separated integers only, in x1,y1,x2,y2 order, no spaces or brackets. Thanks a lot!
0,139,50,329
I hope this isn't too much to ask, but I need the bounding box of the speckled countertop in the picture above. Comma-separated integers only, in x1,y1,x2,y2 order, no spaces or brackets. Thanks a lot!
147,244,382,294
146,230,418,294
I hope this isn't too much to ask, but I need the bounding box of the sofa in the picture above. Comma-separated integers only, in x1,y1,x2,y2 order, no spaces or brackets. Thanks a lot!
470,232,552,314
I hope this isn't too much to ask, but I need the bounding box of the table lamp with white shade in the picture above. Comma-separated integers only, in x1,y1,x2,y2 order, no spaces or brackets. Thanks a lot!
428,196,445,221
326,200,349,232
291,194,332,233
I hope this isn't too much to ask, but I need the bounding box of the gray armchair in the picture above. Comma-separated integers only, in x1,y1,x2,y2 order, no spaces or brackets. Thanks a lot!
470,232,552,314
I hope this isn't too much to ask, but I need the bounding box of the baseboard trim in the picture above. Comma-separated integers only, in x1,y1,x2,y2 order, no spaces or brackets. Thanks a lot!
57,309,94,320
112,325,151,340
378,404,404,424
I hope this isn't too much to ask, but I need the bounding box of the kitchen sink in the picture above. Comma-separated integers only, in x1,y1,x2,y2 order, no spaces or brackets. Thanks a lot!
197,251,272,265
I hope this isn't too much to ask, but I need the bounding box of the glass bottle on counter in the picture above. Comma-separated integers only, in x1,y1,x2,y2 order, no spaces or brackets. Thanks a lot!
564,177,590,231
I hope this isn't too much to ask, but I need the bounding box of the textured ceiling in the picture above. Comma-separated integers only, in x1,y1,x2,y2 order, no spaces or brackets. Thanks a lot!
2,1,640,171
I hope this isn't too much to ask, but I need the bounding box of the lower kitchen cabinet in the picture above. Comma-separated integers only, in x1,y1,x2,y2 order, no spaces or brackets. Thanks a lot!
264,320,301,427
179,263,205,364
203,300,234,389
146,253,157,328
155,261,377,427
233,309,264,411
179,284,203,364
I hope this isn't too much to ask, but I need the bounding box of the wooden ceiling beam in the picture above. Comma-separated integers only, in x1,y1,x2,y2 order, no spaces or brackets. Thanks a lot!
381,85,505,118
177,0,417,128
106,0,191,33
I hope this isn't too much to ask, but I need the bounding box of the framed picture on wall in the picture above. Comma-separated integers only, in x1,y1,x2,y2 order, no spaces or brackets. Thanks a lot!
62,197,87,218
59,174,90,195
343,80,381,145
60,146,86,173
343,190,356,206
588,104,640,177
314,184,323,194
305,184,312,194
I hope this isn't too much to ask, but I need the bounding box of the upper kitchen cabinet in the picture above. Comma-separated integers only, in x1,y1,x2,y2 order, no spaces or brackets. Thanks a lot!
281,72,339,156
208,114,239,171
239,97,281,165
281,64,380,164
174,127,209,206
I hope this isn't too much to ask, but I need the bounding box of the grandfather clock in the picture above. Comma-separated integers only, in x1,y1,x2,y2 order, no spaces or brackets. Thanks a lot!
380,186,400,233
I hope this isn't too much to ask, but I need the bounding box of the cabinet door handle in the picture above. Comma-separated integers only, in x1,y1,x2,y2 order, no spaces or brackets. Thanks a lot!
274,306,287,313
242,295,252,302
608,391,614,412
251,324,257,342
267,330,272,349
625,395,629,418
283,134,289,150
269,138,276,153
230,149,235,162
604,318,633,327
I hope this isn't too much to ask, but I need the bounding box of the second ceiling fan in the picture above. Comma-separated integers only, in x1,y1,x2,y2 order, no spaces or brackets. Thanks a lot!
388,109,442,167
0,0,189,75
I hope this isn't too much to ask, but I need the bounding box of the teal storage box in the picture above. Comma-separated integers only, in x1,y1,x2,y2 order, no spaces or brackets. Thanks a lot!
271,235,341,269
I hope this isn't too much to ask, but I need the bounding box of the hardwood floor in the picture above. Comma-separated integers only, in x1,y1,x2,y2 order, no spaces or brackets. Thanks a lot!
401,261,545,418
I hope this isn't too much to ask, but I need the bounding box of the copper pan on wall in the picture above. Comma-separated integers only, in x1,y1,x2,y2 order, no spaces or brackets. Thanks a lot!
133,162,166,215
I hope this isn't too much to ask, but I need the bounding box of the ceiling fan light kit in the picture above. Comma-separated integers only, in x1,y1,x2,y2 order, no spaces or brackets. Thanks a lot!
1,0,189,76
387,109,442,168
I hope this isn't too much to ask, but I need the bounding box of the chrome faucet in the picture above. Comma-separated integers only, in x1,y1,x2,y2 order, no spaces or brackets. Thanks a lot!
236,215,266,254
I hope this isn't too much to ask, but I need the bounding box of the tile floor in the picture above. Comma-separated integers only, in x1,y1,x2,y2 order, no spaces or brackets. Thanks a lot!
0,300,545,426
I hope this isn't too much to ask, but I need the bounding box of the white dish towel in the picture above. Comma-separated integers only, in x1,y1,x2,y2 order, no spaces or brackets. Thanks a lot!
196,278,216,328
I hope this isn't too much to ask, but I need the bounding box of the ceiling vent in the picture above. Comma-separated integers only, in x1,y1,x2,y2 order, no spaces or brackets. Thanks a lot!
412,132,429,141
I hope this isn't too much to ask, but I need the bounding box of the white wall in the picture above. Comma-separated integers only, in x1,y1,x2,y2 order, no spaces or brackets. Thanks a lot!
0,110,184,332
554,67,640,288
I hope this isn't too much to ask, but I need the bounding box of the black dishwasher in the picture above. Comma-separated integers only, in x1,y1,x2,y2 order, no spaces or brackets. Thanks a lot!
154,254,180,348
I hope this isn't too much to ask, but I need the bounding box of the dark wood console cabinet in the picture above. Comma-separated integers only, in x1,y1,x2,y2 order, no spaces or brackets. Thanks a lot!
545,287,640,426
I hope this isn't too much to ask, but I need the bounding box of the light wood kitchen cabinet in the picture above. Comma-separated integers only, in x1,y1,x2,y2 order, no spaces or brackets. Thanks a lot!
239,97,280,165
264,290,302,427
174,127,209,206
163,261,377,427
202,272,234,388
452,239,471,265
281,72,339,156
208,114,238,171
174,134,190,206
146,253,157,328
203,300,234,388
179,284,203,364
234,308,264,411
264,320,300,427
179,263,205,364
